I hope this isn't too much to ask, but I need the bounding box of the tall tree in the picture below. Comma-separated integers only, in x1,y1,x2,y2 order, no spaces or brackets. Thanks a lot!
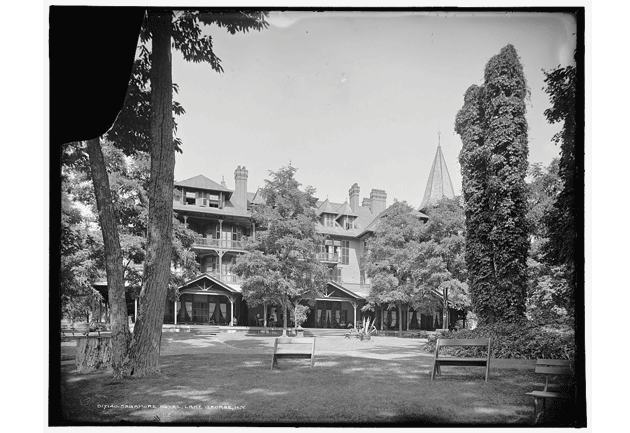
422,198,470,327
363,201,432,336
541,59,578,318
233,166,329,336
455,44,530,325
75,9,268,377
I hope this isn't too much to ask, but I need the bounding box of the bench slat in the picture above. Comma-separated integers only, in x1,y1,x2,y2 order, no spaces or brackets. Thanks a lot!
534,366,573,376
536,359,573,367
526,390,572,399
437,338,490,347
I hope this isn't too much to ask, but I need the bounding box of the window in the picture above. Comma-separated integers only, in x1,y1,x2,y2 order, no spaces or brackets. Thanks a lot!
185,191,196,205
344,216,357,230
323,214,335,227
329,267,342,283
208,193,220,208
340,240,349,264
232,226,241,242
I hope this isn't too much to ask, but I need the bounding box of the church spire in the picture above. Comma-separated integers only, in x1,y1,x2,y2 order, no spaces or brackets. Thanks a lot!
419,135,455,211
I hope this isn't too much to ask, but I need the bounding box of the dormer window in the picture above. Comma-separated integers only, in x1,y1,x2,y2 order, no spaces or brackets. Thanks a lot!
344,216,357,230
323,214,336,227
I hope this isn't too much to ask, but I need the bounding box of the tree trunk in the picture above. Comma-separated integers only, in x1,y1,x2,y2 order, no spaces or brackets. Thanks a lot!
263,302,267,328
85,138,130,377
76,337,112,373
282,302,288,336
443,288,449,330
124,9,174,377
398,304,403,337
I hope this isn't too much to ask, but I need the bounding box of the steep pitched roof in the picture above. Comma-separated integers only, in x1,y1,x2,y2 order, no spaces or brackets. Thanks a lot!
419,144,455,211
175,175,232,194
317,198,337,215
334,201,357,218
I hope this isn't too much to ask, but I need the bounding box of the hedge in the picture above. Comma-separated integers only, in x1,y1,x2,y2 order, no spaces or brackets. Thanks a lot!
421,319,576,360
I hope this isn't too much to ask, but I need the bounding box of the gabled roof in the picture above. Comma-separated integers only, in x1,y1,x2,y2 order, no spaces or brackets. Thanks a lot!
317,198,337,215
177,273,241,294
357,205,428,237
334,201,357,218
249,188,265,205
316,281,365,300
176,175,232,194
419,145,455,211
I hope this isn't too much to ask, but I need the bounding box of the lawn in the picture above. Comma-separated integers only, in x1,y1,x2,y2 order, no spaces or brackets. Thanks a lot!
54,331,576,426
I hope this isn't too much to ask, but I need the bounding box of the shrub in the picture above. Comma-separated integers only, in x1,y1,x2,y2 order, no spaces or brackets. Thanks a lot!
421,319,575,359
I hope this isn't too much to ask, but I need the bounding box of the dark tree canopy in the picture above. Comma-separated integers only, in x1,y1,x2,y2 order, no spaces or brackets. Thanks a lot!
455,44,530,325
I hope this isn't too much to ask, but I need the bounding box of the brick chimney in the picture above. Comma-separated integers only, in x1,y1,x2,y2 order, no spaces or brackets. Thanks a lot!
349,183,360,212
362,197,372,208
234,166,248,209
369,189,387,215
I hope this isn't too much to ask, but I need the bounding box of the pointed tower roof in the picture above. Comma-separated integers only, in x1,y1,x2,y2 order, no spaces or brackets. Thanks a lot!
419,138,455,211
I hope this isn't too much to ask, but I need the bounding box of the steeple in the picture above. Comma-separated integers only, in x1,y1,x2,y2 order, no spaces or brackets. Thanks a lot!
419,134,455,211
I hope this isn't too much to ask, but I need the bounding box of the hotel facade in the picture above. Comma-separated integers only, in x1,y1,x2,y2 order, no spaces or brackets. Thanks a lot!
162,145,460,331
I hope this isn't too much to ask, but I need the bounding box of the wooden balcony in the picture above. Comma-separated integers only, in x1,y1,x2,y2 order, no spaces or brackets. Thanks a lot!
194,237,245,251
206,272,242,284
317,252,339,263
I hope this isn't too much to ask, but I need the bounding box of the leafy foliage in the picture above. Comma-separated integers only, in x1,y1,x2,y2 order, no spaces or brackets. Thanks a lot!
422,319,576,360
60,142,199,308
363,200,470,334
541,58,578,318
525,160,572,323
233,166,329,333
455,44,530,324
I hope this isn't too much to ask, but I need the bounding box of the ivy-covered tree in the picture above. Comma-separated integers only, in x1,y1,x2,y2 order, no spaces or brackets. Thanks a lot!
455,44,530,325
541,58,578,319
233,166,329,336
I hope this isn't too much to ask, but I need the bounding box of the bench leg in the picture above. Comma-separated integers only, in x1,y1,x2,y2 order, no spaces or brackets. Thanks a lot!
271,355,276,370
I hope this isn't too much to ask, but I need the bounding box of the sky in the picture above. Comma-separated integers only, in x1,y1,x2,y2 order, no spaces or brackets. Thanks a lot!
170,10,576,207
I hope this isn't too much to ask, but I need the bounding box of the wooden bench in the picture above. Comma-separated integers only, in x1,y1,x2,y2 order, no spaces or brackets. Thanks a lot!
430,338,492,381
526,359,574,424
271,337,316,370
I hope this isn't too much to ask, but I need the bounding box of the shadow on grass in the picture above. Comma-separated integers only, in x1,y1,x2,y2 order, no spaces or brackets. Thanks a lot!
56,350,582,427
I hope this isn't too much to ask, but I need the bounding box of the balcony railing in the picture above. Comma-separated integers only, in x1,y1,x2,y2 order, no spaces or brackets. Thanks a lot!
194,237,244,250
316,252,339,263
206,272,242,284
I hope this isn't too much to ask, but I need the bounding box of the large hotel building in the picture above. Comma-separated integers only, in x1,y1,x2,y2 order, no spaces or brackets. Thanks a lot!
159,144,459,332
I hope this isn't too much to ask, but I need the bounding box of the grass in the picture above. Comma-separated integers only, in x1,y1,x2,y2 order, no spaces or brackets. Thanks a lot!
55,331,578,426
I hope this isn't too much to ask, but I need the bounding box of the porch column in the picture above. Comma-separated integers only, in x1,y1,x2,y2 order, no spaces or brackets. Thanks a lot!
351,301,358,328
183,215,188,228
228,295,236,326
252,223,256,241
407,306,411,331
218,251,225,282
134,298,138,322
218,219,224,248
174,299,178,325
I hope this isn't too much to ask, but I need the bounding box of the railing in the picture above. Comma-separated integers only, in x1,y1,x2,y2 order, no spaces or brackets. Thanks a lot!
316,252,339,262
194,237,244,250
206,272,242,284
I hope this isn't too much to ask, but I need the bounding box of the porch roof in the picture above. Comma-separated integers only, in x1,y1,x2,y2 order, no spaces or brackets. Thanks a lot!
314,281,365,301
178,273,242,295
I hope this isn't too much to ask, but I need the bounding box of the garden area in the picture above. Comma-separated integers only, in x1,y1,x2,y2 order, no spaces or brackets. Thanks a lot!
55,330,578,426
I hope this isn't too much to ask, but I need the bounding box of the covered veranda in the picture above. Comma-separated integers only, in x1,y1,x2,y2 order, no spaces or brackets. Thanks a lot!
164,273,245,326
304,281,365,328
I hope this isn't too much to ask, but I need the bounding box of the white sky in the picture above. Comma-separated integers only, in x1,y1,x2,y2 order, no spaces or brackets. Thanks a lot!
171,10,576,207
